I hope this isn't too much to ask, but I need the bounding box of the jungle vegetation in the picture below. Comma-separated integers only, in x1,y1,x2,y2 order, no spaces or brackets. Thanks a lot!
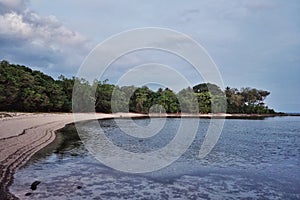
0,60,275,114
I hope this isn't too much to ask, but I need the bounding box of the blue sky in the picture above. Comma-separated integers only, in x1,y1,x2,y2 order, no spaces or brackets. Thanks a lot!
0,0,299,112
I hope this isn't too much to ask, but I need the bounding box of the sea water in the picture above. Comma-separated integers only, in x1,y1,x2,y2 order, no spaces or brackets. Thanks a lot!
10,117,300,199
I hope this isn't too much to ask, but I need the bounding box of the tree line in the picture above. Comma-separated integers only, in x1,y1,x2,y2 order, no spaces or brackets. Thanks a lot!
0,60,275,114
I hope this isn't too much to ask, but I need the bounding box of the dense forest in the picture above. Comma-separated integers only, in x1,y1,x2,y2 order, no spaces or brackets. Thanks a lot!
0,60,275,114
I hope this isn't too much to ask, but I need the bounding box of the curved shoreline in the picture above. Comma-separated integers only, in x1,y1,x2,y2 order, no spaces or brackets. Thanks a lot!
0,113,147,199
0,112,290,199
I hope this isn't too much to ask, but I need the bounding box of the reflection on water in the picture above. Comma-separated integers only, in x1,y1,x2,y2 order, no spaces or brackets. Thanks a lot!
10,117,300,199
25,124,88,162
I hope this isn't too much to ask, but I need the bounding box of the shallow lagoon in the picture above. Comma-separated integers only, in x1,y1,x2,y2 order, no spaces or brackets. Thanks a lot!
10,117,300,199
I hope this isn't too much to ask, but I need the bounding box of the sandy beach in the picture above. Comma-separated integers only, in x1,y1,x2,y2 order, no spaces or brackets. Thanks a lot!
0,112,147,199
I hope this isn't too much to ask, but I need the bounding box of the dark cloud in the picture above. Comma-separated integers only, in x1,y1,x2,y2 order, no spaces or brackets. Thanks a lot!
0,0,28,14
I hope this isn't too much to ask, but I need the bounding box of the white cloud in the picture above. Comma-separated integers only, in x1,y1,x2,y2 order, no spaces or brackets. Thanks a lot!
0,12,31,38
0,0,91,77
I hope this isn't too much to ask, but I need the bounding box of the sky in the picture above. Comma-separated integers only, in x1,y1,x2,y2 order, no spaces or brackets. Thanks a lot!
0,0,299,112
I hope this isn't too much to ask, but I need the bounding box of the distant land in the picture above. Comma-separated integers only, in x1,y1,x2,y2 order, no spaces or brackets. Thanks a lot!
0,60,277,115
286,113,300,116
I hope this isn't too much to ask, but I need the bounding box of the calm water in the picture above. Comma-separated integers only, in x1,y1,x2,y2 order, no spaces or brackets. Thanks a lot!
10,117,300,199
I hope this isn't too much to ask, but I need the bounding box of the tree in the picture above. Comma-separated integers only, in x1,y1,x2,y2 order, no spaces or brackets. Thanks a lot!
196,92,211,113
193,83,224,95
225,86,271,114
178,87,198,113
129,86,156,113
94,81,115,113
72,78,95,112
57,75,75,111
0,60,276,114
111,86,128,112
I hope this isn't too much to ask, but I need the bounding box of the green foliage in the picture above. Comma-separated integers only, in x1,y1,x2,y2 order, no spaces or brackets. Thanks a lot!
72,78,95,112
225,86,272,114
0,60,68,112
178,87,198,113
0,60,276,114
196,92,211,113
95,81,115,113
193,83,224,95
158,88,179,113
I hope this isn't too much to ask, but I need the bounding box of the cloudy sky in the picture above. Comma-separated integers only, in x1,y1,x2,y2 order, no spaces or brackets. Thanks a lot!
0,0,299,112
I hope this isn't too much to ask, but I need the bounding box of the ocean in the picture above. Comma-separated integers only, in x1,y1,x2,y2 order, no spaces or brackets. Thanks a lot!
10,116,300,199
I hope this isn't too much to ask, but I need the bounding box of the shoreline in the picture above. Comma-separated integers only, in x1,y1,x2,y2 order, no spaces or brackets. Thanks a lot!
0,112,146,200
148,113,290,119
0,112,294,199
